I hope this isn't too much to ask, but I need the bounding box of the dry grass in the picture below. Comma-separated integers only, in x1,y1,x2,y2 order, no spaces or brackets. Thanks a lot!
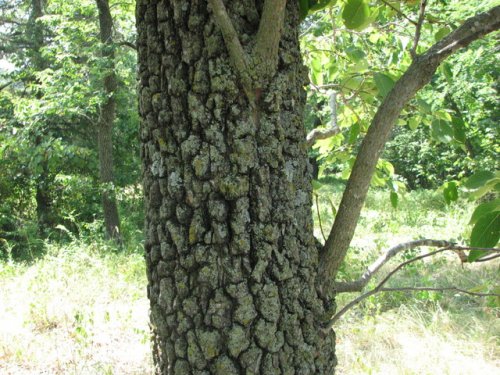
0,243,153,375
0,189,498,374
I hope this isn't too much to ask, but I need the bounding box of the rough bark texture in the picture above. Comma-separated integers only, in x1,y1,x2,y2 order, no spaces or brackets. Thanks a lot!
137,1,336,373
96,0,122,242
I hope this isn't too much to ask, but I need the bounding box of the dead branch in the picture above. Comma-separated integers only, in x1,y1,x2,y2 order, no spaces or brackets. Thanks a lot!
334,239,453,293
323,246,500,330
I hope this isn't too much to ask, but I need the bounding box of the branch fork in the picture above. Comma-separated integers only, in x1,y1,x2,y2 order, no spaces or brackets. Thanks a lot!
208,0,287,104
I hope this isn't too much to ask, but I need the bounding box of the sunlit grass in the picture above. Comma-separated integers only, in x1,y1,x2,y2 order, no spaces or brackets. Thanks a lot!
313,184,499,374
0,187,498,374
0,241,152,375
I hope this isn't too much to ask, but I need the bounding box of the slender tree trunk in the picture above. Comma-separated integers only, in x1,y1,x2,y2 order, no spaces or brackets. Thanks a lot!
96,0,122,243
29,0,54,237
137,1,336,373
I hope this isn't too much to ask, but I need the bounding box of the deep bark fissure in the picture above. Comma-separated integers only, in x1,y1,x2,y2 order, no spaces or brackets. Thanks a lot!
137,1,336,373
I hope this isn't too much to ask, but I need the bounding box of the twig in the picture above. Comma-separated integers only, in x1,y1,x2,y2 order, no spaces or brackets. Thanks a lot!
474,253,500,262
380,0,418,26
324,245,500,330
410,0,428,59
116,40,137,50
323,247,451,330
315,194,327,242
379,286,500,298
334,239,453,293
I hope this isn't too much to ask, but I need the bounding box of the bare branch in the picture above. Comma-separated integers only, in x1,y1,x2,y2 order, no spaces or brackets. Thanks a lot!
318,6,500,285
379,287,500,298
334,239,454,293
410,0,428,59
252,0,287,85
116,40,137,50
323,245,500,330
306,91,340,147
208,0,253,101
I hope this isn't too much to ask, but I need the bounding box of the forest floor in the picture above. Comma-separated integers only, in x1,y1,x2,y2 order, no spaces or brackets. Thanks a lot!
0,188,498,374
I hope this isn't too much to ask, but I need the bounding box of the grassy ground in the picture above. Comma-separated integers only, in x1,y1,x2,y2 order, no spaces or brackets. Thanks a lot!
0,188,498,374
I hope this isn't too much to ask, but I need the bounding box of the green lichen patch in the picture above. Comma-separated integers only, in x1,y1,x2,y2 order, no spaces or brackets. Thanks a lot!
227,324,250,358
198,330,221,360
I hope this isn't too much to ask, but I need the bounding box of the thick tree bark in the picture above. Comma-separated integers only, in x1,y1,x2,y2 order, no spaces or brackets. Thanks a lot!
96,0,122,243
137,1,336,373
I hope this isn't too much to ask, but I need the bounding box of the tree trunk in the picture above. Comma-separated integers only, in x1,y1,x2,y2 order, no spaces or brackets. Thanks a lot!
96,0,122,243
137,1,336,373
29,0,54,237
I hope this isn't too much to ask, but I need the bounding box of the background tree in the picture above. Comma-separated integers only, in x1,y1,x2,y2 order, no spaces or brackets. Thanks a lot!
0,0,138,257
96,0,122,244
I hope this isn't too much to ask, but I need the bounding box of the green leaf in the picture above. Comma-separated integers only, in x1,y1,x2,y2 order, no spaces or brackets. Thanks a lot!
470,199,500,225
348,122,360,144
299,0,310,20
408,117,419,130
390,191,398,208
342,0,370,30
442,181,458,205
309,0,336,12
312,179,323,190
374,73,395,98
451,116,467,144
431,119,453,143
469,212,500,261
463,170,495,190
435,26,451,42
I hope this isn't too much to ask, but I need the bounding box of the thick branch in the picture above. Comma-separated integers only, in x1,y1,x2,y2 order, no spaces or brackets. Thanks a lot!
208,0,253,100
334,239,453,293
252,0,287,85
319,6,500,284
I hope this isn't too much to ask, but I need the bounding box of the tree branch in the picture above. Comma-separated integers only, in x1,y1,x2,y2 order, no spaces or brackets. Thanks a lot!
0,81,13,91
410,0,427,59
306,91,340,147
379,0,418,26
323,245,500,330
116,40,137,50
252,0,287,86
379,287,500,298
208,0,254,101
334,239,453,293
318,5,500,285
